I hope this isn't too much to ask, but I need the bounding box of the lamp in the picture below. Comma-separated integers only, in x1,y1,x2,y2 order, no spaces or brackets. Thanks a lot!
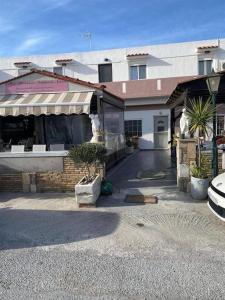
206,75,221,93
206,74,221,177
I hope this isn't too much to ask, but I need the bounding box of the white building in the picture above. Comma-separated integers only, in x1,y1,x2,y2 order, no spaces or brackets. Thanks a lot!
0,38,225,149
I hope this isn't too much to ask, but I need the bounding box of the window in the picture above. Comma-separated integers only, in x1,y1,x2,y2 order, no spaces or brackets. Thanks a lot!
98,64,112,83
217,115,225,135
53,66,63,75
198,60,213,75
125,120,142,137
130,65,146,80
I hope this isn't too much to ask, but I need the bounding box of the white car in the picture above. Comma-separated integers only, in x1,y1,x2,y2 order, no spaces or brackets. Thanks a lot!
208,172,225,221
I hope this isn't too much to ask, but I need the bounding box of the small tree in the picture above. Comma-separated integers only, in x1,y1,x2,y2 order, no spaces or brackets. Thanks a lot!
69,143,107,181
186,96,215,176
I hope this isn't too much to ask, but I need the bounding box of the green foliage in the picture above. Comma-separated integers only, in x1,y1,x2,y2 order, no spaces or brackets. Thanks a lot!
191,156,209,179
186,97,215,137
126,139,133,147
69,143,107,179
186,97,215,178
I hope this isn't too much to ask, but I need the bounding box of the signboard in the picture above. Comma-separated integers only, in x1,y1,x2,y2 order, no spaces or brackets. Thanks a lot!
5,80,68,94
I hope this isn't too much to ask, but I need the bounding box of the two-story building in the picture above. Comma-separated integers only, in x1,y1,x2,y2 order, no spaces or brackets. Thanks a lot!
0,38,225,149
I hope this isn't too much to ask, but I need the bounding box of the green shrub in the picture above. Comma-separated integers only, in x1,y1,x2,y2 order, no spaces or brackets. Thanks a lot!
69,143,107,180
191,156,209,179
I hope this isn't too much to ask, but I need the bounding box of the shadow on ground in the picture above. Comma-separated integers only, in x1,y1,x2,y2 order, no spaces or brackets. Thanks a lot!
0,208,119,250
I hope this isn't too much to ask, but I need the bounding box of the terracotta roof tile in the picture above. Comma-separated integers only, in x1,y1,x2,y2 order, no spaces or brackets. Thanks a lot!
105,76,196,100
197,45,218,50
0,68,123,101
126,53,149,58
14,62,32,66
55,59,73,63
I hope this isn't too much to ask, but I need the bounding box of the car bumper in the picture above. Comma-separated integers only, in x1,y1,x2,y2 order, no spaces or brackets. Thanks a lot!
208,187,225,221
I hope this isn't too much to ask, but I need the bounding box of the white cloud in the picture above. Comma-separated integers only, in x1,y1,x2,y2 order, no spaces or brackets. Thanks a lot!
16,35,47,53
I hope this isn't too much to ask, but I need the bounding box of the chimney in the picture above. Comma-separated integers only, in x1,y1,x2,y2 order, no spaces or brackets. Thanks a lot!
122,82,126,94
157,79,161,90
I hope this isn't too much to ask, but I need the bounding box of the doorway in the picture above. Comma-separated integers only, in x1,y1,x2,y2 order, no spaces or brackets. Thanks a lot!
154,116,168,149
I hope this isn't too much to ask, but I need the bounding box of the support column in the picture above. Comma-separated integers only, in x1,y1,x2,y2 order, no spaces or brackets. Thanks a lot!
176,138,196,192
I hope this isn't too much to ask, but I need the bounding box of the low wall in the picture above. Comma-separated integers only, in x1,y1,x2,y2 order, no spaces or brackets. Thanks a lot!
0,154,103,193
201,150,224,177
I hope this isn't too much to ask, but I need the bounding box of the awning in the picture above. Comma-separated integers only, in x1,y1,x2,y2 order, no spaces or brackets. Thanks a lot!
0,91,93,116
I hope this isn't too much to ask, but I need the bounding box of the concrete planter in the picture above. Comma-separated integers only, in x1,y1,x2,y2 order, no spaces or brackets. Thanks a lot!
191,176,209,200
75,174,102,206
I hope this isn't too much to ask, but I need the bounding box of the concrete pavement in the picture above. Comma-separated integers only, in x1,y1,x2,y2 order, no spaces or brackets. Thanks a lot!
0,151,224,299
0,191,225,299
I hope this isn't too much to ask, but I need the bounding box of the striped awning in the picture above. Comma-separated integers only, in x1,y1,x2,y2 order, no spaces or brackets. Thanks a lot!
0,91,93,116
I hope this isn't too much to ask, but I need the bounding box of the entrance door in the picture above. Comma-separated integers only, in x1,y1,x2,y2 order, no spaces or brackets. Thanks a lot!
154,116,168,149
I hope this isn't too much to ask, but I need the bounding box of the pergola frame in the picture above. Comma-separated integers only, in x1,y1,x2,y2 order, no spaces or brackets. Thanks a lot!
168,71,225,142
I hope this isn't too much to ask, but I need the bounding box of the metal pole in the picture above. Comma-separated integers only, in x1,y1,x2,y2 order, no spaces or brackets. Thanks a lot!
211,92,218,177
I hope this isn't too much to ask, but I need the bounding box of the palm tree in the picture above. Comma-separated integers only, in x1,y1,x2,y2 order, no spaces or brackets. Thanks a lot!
186,96,216,168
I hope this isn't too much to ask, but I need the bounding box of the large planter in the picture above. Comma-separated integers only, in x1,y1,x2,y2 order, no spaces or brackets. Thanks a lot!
191,176,209,200
75,174,102,206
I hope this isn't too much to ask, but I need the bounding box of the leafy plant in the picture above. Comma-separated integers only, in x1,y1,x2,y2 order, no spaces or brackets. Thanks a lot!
186,97,215,170
69,143,107,181
191,157,209,179
126,138,133,147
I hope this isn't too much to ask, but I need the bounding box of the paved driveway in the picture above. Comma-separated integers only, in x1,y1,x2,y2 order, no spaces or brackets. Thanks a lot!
107,150,177,189
1,191,225,299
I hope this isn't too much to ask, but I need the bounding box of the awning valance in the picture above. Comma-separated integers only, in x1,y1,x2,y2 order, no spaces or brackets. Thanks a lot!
0,91,93,116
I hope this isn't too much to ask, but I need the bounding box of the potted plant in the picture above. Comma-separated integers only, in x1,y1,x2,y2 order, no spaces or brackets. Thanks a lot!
131,136,139,149
190,157,209,200
126,138,134,154
124,130,134,154
69,143,107,207
186,97,215,200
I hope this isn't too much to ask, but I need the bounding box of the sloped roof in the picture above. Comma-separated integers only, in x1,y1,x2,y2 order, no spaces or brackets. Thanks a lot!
0,68,104,90
105,76,196,100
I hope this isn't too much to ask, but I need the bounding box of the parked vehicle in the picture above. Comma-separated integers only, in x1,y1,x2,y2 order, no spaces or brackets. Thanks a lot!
208,172,225,221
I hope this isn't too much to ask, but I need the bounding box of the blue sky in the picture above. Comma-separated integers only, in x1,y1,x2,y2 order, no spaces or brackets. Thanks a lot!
0,0,225,56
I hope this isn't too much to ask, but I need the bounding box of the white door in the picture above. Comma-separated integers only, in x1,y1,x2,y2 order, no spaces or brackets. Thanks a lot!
154,116,168,149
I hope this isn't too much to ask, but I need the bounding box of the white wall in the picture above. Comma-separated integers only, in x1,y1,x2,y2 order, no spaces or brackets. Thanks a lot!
124,109,171,149
0,38,225,83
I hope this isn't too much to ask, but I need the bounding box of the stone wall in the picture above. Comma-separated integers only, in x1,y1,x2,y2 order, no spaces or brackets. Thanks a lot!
176,138,196,192
201,150,223,177
0,173,23,192
0,157,104,193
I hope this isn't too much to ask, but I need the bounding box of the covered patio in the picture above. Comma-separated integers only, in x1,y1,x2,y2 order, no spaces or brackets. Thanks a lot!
0,69,125,192
168,71,225,142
